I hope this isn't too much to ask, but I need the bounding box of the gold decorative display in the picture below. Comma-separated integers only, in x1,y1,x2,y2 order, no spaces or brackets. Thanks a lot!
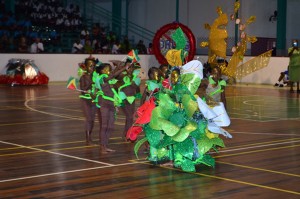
200,1,271,80
235,50,273,79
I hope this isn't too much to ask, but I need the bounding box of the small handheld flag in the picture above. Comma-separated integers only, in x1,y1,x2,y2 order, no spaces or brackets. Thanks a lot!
66,76,84,92
127,49,140,63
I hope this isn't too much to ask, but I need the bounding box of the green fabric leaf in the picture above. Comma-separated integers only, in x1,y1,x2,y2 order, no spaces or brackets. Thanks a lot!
171,27,187,50
108,78,118,85
148,146,158,162
169,110,186,128
172,84,193,102
126,96,135,104
134,77,141,86
134,137,148,159
196,136,225,156
194,154,215,168
181,159,196,172
182,94,198,118
171,121,197,142
149,107,177,131
212,137,225,148
118,91,126,100
180,73,201,95
174,153,184,167
144,124,162,147
157,136,176,148
157,147,169,159
176,138,194,160
133,69,140,76
146,80,160,91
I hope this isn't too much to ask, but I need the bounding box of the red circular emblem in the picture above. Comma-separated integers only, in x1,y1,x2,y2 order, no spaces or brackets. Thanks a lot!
152,22,196,65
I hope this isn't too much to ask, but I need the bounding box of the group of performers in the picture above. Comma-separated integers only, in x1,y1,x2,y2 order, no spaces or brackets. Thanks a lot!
78,55,141,154
76,50,232,172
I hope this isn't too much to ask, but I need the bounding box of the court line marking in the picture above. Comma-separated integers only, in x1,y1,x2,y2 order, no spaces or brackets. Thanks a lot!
216,161,300,178
24,96,126,125
24,96,85,120
217,140,300,153
0,119,125,126
229,117,300,122
0,142,130,157
1,137,298,158
0,140,84,150
29,105,129,120
0,145,100,157
0,118,75,127
0,161,146,183
215,144,300,158
4,91,298,193
225,137,300,149
1,134,298,151
230,131,300,137
135,161,300,195
0,106,29,111
0,137,126,151
30,104,83,112
0,140,114,166
0,155,299,196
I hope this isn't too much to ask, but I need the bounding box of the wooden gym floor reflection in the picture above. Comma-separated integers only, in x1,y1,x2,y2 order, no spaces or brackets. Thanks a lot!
0,83,299,198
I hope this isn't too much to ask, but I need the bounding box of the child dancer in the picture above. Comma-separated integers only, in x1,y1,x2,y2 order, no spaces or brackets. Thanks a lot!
79,57,101,145
115,60,141,140
206,66,227,109
140,67,162,105
94,62,129,154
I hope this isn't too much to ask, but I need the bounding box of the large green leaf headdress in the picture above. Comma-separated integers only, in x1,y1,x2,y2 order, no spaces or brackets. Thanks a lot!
165,27,189,67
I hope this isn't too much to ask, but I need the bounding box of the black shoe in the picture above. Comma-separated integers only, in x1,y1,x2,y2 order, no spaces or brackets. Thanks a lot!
279,84,284,87
274,83,279,86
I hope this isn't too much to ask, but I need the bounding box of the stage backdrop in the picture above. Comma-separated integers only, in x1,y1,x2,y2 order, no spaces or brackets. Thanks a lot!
0,54,289,85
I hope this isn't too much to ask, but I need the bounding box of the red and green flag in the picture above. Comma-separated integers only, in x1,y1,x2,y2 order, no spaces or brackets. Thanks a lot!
66,76,79,91
127,49,140,63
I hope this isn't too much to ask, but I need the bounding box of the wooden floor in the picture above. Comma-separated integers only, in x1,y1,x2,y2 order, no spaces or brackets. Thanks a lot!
0,82,299,199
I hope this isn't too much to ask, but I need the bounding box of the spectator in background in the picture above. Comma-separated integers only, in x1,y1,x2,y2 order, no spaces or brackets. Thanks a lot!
17,35,29,53
92,38,102,53
274,70,289,87
119,36,131,54
80,26,89,38
136,39,147,54
92,23,101,39
111,40,120,54
30,37,44,53
72,39,83,53
84,39,93,54
288,39,300,93
147,42,153,54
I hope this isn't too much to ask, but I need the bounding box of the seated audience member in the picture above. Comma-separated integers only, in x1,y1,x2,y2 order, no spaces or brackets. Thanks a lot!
30,37,44,53
72,39,83,53
17,35,29,53
274,70,290,87
147,43,153,54
136,39,147,54
111,40,120,54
